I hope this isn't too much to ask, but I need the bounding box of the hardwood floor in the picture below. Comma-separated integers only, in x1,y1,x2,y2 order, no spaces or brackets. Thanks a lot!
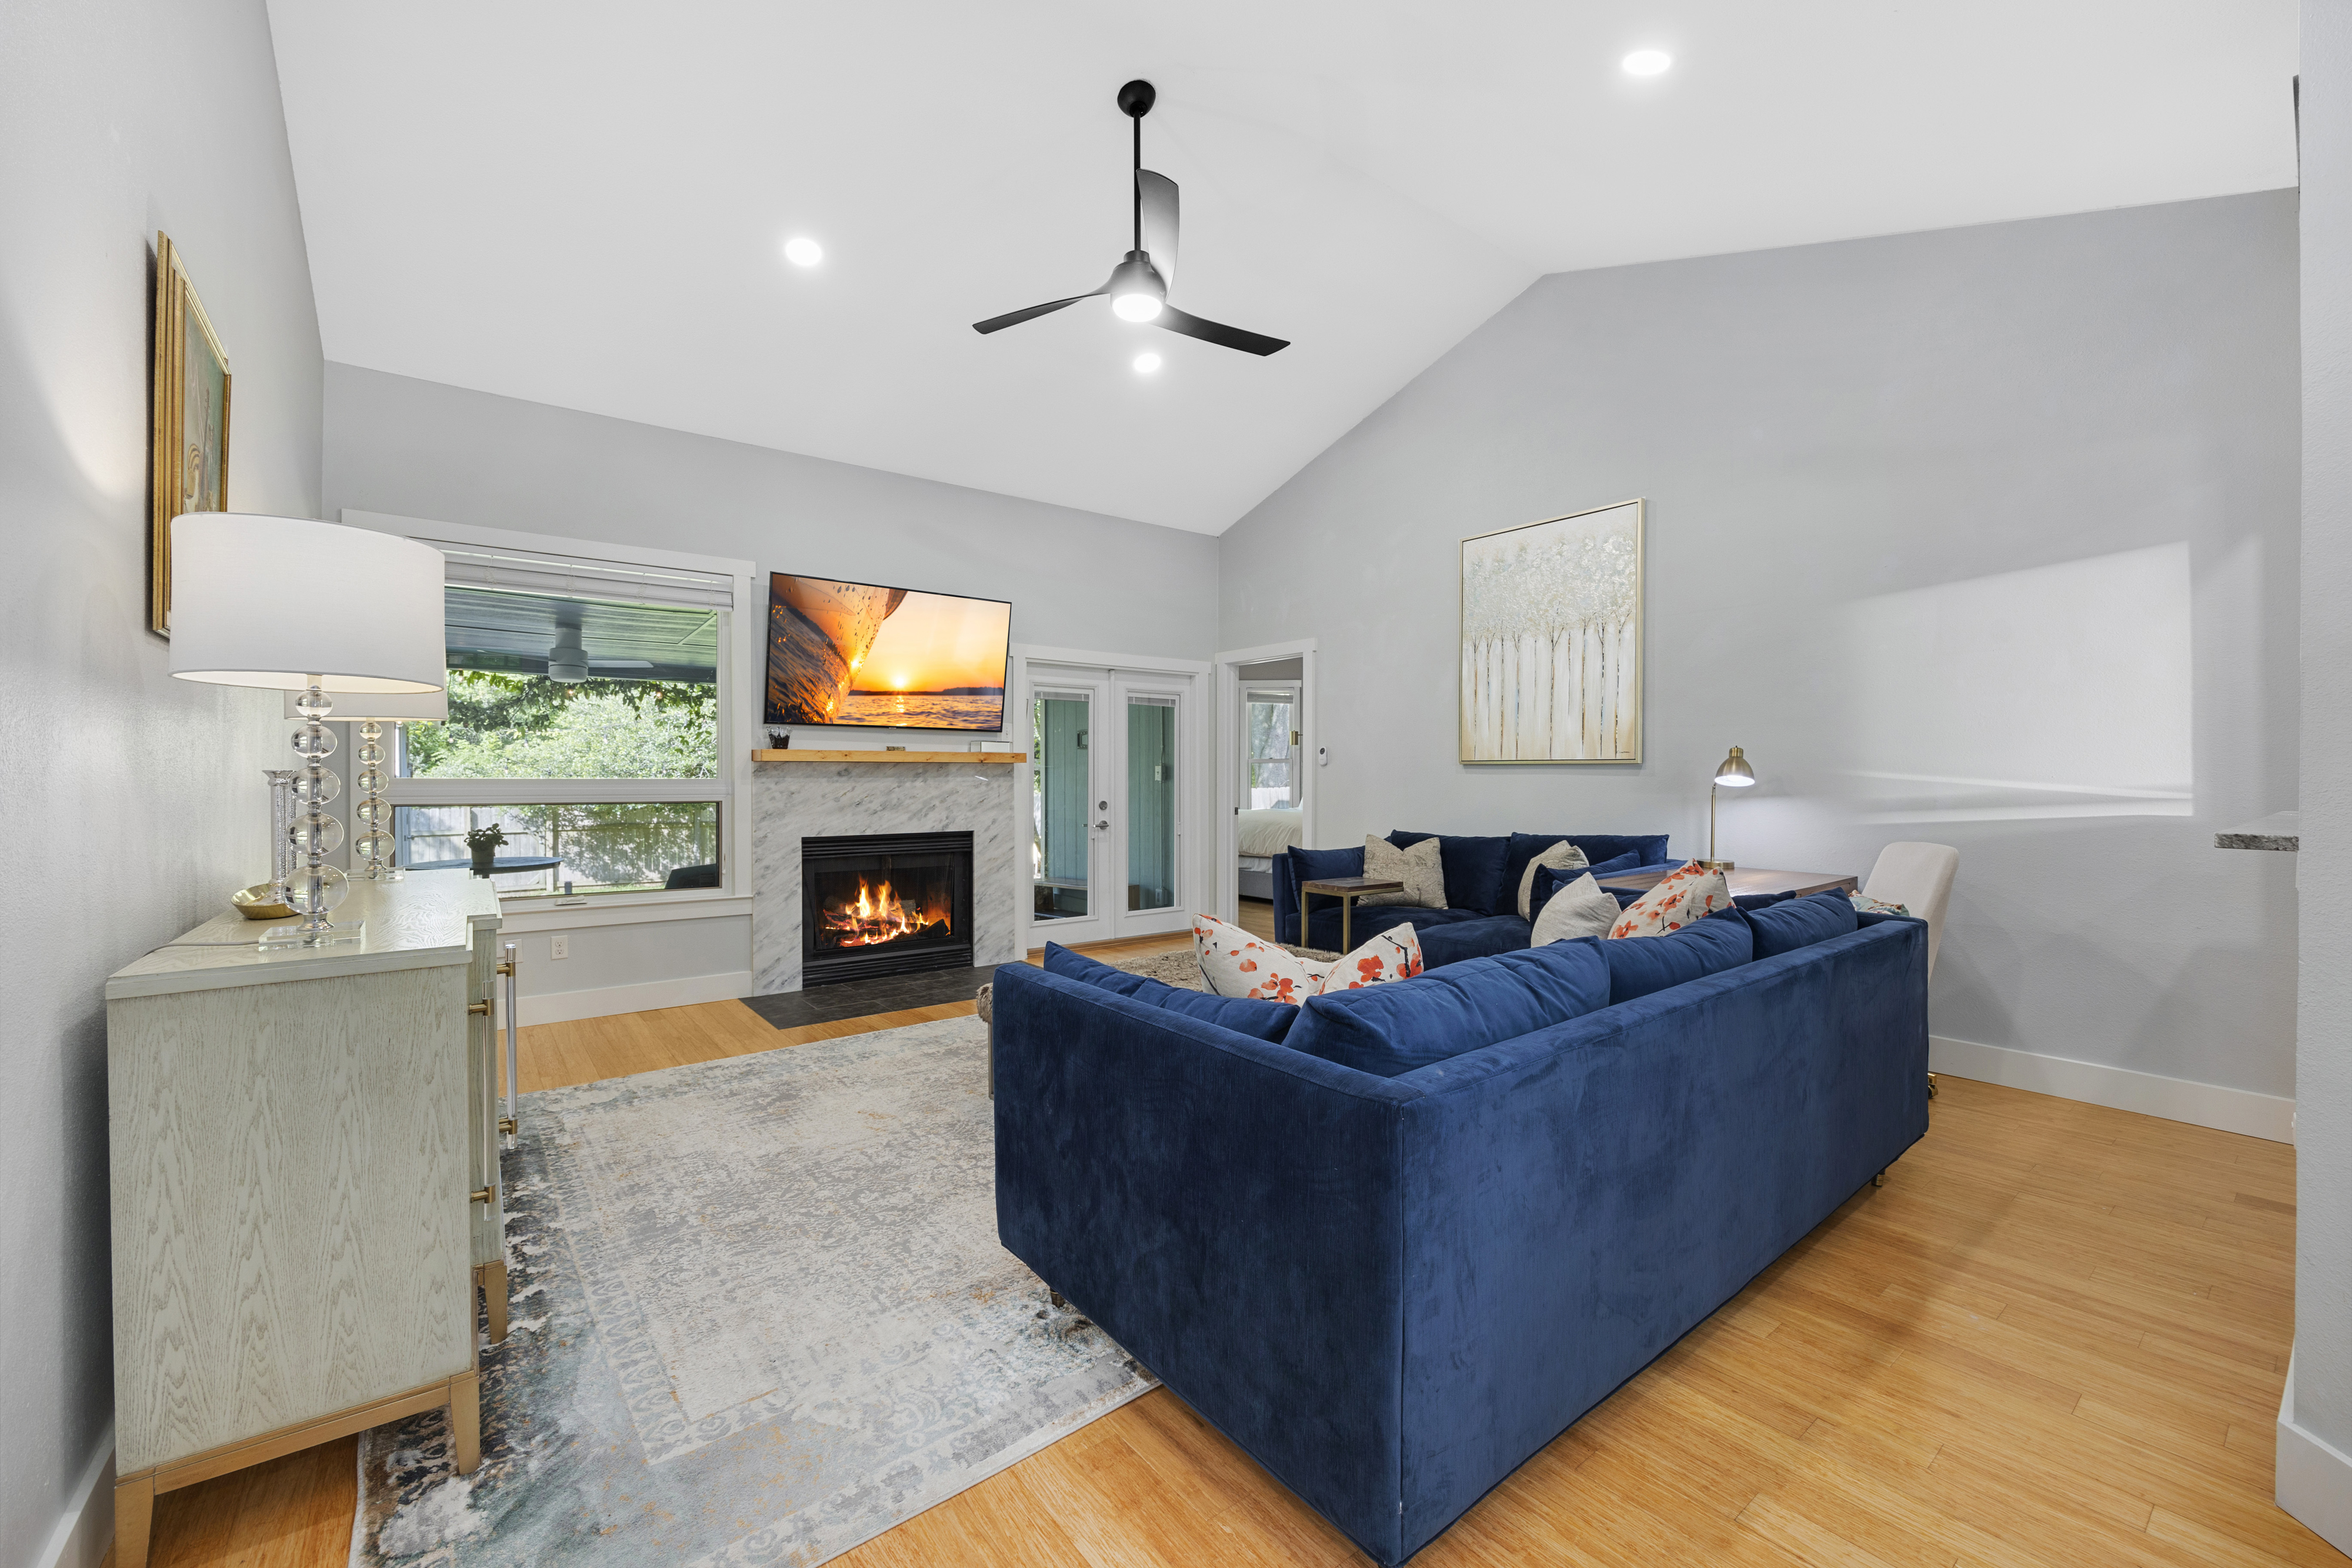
115,964,2335,1568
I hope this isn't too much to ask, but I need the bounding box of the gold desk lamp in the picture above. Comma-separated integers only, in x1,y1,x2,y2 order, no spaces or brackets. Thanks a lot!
1703,745,1755,871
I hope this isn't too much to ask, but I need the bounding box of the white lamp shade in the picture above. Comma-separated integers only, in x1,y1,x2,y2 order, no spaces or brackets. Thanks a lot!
169,514,447,693
282,686,449,722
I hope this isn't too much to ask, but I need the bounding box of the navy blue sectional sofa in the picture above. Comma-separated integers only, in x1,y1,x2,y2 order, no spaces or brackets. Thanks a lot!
1274,830,1672,959
994,899,1930,1566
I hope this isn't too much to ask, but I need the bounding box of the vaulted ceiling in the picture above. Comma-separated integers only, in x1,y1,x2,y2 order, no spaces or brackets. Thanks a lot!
266,1,2298,534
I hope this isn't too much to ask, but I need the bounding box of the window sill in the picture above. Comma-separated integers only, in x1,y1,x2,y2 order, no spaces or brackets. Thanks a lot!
495,890,753,932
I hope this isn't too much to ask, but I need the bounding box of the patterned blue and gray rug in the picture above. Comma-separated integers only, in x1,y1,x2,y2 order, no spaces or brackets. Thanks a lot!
352,1015,1154,1567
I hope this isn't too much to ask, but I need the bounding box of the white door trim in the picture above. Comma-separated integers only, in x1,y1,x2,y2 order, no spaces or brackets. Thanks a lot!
1010,646,1211,951
1215,639,1319,922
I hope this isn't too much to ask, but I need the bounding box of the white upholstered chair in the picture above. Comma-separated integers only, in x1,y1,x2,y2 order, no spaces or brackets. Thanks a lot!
1862,841,1959,978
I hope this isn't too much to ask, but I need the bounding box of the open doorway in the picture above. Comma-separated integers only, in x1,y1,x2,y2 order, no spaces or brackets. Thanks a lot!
1215,641,1316,937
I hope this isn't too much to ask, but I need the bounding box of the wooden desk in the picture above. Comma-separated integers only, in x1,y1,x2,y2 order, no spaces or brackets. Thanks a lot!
1299,877,1405,952
1596,866,1858,901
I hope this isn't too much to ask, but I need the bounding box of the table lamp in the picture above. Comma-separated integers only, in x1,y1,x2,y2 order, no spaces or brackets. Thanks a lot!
1704,745,1755,871
171,514,446,945
283,686,449,881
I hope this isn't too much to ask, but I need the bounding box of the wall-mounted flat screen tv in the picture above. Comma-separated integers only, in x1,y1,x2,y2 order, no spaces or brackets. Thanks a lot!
765,573,1011,731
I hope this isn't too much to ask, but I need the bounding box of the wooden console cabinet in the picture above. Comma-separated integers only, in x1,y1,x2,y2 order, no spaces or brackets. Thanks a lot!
103,876,509,1568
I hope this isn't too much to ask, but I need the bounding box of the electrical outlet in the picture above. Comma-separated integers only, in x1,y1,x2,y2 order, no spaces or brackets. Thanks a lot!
550,934,570,960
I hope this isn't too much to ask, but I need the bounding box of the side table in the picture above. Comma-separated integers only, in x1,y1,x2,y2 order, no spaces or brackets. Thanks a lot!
1299,877,1406,952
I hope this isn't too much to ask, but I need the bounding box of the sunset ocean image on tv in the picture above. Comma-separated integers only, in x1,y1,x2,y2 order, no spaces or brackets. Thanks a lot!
765,573,1011,731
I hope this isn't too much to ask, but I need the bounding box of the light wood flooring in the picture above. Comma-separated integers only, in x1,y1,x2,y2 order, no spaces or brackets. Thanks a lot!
115,936,2336,1568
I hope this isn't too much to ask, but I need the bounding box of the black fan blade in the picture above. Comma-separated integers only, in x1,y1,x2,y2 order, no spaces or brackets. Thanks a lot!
973,291,1101,335
1137,169,1178,291
1155,305,1288,356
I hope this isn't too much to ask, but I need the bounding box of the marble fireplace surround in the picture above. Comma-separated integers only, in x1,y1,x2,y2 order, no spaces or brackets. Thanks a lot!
752,760,1020,995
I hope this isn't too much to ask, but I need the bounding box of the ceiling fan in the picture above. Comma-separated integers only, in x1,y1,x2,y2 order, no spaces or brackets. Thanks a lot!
973,79,1289,356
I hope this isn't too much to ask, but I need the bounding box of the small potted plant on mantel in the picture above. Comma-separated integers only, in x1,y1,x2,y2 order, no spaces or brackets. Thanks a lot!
465,823,507,878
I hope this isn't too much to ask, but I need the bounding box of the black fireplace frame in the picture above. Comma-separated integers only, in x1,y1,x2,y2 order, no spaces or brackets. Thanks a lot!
801,830,975,986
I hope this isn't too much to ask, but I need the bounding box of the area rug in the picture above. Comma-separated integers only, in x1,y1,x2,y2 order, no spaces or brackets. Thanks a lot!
352,1015,1154,1567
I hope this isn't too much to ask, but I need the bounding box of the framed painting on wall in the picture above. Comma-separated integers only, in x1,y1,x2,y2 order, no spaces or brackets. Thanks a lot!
150,231,232,634
1459,499,1643,763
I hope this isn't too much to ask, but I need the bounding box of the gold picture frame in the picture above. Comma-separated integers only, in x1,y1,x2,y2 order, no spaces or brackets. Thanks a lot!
150,232,232,634
1459,499,1644,764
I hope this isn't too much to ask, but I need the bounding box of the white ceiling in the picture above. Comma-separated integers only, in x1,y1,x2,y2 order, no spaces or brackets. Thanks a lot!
267,1,2298,535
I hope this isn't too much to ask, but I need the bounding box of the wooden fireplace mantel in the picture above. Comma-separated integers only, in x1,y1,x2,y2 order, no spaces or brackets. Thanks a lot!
750,750,1027,764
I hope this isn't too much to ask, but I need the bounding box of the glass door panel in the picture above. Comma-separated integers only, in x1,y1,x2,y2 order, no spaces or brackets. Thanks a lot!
1030,687,1096,925
1127,694,1177,912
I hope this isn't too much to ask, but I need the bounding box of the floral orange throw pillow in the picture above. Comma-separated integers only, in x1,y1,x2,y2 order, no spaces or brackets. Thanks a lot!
1192,914,1422,1004
1609,861,1732,939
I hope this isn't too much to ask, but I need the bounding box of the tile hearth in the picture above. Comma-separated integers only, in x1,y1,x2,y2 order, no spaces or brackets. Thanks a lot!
752,758,1019,994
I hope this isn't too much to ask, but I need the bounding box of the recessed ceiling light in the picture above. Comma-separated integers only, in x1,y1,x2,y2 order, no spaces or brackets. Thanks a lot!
783,236,823,267
1132,352,1162,375
1621,49,1672,77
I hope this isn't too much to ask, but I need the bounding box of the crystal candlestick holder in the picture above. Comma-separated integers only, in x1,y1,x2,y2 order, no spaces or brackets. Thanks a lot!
261,678,367,949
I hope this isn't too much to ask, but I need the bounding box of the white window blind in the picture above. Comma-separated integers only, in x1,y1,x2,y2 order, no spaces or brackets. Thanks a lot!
425,540,736,610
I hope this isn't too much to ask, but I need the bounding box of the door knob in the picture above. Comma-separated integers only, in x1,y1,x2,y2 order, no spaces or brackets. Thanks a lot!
1096,819,1109,830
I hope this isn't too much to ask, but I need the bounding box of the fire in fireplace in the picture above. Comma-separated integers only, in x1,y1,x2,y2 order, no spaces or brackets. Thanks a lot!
814,872,953,948
801,831,974,985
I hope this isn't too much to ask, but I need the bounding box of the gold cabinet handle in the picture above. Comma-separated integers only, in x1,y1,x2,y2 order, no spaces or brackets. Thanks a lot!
496,960,515,977
468,999,493,1017
470,1186,493,1205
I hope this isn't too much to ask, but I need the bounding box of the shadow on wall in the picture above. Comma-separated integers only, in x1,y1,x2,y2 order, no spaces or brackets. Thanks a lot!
1832,542,2193,824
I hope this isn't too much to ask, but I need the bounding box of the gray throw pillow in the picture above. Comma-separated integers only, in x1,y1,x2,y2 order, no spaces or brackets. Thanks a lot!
1516,840,1590,919
1358,833,1446,908
1531,871,1619,945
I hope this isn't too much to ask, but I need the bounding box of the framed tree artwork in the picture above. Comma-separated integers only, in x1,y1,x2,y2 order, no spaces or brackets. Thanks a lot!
1459,499,1643,763
150,231,231,634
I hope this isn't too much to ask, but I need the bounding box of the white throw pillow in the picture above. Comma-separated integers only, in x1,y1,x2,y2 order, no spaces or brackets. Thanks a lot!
1530,871,1619,945
1320,924,1424,992
1192,914,1423,1004
1358,834,1446,908
1609,861,1732,939
1516,840,1590,918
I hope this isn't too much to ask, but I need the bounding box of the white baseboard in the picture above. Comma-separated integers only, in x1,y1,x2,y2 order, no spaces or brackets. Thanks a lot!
2278,1350,2352,1555
34,1428,113,1568
1929,1034,2294,1144
506,969,754,1027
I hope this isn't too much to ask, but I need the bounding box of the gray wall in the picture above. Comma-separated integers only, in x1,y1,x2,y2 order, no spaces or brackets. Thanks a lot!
322,365,1222,1005
0,0,323,1559
2297,0,2352,1479
323,363,1221,664
1221,192,2300,1102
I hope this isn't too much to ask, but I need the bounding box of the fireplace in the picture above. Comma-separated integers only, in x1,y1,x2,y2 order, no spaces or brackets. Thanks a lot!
801,831,975,985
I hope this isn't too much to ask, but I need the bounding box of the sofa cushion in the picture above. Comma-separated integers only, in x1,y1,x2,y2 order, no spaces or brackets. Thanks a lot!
1505,833,1671,896
1595,917,1752,1004
1284,940,1612,1078
1359,833,1447,908
1416,915,1536,968
1389,831,1512,914
1307,902,1489,953
1529,870,1620,945
1041,943,1297,1041
1514,840,1589,918
1742,888,1861,957
1609,861,1733,938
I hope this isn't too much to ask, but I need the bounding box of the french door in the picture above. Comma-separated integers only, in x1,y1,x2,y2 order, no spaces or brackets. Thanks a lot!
1025,666,1191,945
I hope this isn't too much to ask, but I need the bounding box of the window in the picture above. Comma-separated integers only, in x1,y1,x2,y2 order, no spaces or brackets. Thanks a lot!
1245,686,1299,809
385,534,744,900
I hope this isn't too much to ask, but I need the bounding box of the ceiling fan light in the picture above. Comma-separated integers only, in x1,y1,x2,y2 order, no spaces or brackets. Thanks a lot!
1112,292,1163,323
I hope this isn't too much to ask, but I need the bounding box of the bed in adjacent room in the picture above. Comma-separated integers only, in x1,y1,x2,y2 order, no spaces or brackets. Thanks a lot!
1237,805,1303,900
